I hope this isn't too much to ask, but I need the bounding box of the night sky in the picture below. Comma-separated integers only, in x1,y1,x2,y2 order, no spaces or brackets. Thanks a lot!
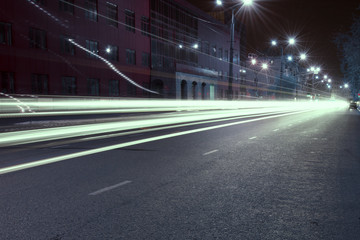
189,0,360,83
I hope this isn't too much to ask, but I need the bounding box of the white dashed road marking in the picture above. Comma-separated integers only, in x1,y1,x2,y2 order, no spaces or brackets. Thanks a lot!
249,136,257,140
203,149,219,156
89,180,132,196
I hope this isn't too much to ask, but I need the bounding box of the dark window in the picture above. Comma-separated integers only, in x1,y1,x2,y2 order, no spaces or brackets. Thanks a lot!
212,45,217,57
127,82,137,96
30,0,46,5
142,52,150,67
60,35,75,55
105,45,118,61
85,0,98,22
31,74,48,94
202,41,209,55
86,40,98,58
109,79,119,96
0,22,12,46
218,48,223,59
62,76,76,95
106,2,118,27
126,49,136,65
125,10,135,32
141,16,150,36
87,78,99,96
29,27,47,49
1,72,15,93
59,0,74,14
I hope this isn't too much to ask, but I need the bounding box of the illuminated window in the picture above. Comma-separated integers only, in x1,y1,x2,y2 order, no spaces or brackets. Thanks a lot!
85,0,98,22
106,2,118,27
60,35,75,55
109,79,119,96
62,76,76,95
86,40,98,58
106,45,118,62
59,0,74,14
87,78,99,96
29,27,47,49
31,74,48,94
0,22,12,46
126,49,136,65
125,10,135,32
218,48,223,59
141,16,150,36
1,72,15,93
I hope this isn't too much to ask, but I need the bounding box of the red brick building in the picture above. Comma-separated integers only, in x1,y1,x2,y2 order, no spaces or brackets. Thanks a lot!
0,0,246,99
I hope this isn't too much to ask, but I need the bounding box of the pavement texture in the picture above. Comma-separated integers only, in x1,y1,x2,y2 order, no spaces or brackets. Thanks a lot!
0,108,359,239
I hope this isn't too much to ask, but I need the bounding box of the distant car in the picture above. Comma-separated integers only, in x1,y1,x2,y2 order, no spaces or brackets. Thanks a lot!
349,101,357,109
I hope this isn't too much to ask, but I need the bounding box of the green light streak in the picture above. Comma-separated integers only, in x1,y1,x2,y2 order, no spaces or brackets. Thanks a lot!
0,109,314,175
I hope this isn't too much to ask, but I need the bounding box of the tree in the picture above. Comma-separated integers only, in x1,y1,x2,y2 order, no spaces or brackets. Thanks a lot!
334,11,360,99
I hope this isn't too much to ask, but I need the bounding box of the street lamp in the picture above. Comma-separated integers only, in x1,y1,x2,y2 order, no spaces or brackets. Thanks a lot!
217,0,253,100
344,83,349,88
270,37,298,99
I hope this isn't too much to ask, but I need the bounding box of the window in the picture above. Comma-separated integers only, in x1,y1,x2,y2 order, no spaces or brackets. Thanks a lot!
127,82,136,96
59,0,74,14
1,72,15,93
141,16,150,36
60,35,75,55
105,45,118,61
142,52,150,67
218,48,223,59
85,0,98,22
126,49,136,65
30,0,46,5
109,79,119,96
125,10,135,32
212,45,216,57
86,40,98,58
234,54,239,64
31,74,48,94
29,27,47,49
224,50,228,61
62,76,76,95
106,2,118,27
0,22,12,46
202,41,209,55
87,78,99,96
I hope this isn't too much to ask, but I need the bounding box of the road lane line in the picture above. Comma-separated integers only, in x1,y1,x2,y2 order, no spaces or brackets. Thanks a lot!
50,145,69,149
249,136,257,140
273,129,279,132
203,149,219,156
89,180,132,196
0,109,314,175
288,124,293,126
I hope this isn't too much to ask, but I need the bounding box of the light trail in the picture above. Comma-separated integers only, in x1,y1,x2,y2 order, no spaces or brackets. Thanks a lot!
0,108,318,175
0,107,301,147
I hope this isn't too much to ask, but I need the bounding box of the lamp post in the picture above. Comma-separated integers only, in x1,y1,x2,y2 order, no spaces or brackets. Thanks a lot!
270,37,296,99
217,0,253,100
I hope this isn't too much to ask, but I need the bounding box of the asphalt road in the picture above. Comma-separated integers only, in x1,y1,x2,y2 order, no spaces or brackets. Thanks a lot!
0,107,359,239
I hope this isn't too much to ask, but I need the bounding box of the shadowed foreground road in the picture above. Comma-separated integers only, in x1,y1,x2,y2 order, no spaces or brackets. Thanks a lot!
0,107,359,239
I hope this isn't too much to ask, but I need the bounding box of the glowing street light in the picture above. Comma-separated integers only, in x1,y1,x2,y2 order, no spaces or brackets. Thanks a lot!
324,75,328,79
287,56,293,61
243,0,253,6
344,83,349,88
216,0,254,100
328,79,332,83
262,63,268,70
106,47,111,53
193,43,199,49
251,59,257,65
271,40,277,46
179,44,183,49
288,37,296,45
300,53,307,60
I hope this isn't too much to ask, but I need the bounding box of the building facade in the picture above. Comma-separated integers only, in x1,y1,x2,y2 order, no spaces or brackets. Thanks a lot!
0,0,247,100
